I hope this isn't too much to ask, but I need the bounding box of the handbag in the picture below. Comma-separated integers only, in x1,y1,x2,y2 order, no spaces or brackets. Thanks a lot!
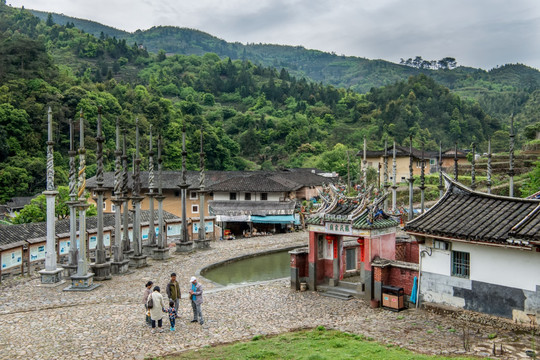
147,295,154,309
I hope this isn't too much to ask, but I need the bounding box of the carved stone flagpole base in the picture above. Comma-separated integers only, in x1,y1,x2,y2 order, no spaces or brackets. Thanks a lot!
64,272,101,292
91,261,112,281
152,247,170,260
175,240,194,253
129,254,148,268
142,243,158,256
194,238,211,250
38,268,65,287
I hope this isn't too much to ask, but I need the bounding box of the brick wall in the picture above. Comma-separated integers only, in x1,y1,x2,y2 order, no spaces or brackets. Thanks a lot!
373,265,418,295
395,240,419,264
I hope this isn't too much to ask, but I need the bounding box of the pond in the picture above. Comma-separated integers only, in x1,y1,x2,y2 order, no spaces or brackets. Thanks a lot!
202,250,291,286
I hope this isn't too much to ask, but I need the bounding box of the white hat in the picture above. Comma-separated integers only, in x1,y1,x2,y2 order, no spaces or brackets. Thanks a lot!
190,276,197,283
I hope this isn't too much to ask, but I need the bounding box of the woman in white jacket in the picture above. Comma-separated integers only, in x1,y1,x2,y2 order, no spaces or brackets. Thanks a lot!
147,286,166,333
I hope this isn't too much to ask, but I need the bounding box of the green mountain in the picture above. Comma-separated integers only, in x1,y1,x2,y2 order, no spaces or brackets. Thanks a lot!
0,4,538,204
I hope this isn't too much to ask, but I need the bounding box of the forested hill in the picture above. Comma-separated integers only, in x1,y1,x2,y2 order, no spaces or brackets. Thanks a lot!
0,3,538,203
29,8,540,134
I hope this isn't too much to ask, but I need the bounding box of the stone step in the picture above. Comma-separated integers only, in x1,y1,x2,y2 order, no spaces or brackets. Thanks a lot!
319,291,352,300
339,280,364,291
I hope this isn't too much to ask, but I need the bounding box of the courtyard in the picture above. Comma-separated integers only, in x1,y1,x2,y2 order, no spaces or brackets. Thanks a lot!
0,232,536,359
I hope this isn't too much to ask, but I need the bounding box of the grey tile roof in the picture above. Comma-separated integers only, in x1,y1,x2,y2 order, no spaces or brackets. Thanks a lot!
360,145,466,159
209,200,296,216
87,170,332,193
0,210,180,250
405,175,540,244
5,196,36,209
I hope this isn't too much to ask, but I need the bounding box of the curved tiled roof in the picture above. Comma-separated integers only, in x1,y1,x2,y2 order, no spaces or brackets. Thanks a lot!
405,175,540,244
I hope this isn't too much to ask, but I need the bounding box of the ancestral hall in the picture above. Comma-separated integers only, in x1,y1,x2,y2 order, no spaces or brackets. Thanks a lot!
291,184,419,304
405,175,540,322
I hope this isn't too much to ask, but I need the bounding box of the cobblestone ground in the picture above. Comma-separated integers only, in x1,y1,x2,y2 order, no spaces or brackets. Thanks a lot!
0,232,536,359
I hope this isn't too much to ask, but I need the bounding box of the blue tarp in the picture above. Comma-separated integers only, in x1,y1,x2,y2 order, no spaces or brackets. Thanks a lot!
410,276,418,304
251,215,296,224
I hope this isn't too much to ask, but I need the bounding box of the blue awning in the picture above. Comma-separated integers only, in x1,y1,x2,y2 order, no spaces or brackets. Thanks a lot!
251,215,295,224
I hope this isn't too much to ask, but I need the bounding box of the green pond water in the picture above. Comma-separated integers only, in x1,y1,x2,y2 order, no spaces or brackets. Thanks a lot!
202,250,291,286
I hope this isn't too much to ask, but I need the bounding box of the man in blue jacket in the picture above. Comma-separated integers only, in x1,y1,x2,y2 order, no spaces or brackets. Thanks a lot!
189,276,204,325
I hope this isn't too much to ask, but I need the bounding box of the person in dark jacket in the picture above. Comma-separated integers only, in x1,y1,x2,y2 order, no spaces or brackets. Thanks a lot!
166,272,181,317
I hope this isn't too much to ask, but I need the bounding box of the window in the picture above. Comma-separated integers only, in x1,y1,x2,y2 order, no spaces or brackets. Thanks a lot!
111,204,116,212
244,193,251,201
229,192,237,200
174,191,180,197
102,201,106,211
190,191,198,200
433,240,450,250
346,248,356,271
430,159,436,166
451,251,470,278
261,193,268,201
192,205,199,213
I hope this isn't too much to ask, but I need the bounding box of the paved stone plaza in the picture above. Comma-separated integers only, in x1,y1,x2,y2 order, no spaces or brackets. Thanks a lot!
0,232,536,359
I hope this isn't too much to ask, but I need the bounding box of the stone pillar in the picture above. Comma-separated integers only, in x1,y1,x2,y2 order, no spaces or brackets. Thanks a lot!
470,142,476,191
383,140,389,211
408,136,414,221
391,140,397,211
64,118,79,277
66,111,99,291
92,106,111,281
129,118,148,268
40,107,64,285
143,125,158,256
509,116,515,197
153,135,170,260
454,142,459,181
487,137,492,194
121,131,133,259
420,145,425,214
438,142,444,198
195,127,210,250
362,136,367,189
176,123,193,253
111,118,130,275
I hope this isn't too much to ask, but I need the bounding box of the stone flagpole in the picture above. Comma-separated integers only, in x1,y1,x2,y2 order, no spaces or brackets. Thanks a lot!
195,126,210,249
509,116,515,197
129,118,148,267
40,107,63,285
408,136,414,221
454,142,459,181
391,140,397,211
176,122,193,253
362,137,367,189
383,139,389,211
487,137,492,194
111,118,129,274
470,142,476,191
93,106,112,280
121,131,133,259
66,110,98,291
420,144,426,214
438,142,444,198
143,125,158,256
64,118,79,276
153,134,170,260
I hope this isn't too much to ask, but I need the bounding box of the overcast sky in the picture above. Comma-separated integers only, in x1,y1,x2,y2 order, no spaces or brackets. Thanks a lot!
8,0,540,70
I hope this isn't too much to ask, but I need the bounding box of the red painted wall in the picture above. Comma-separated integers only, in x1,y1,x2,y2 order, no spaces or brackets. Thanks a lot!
375,266,418,295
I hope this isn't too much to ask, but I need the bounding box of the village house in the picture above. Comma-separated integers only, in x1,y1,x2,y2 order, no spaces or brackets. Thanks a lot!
87,169,334,239
0,210,181,279
361,145,468,184
405,176,540,322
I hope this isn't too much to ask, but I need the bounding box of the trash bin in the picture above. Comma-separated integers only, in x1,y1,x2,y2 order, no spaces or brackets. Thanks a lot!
381,285,405,311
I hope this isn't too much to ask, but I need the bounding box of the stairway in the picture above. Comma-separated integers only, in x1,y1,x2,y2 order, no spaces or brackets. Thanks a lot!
318,282,364,300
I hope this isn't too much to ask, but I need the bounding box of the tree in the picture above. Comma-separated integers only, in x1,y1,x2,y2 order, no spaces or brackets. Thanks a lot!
12,186,96,224
46,13,54,27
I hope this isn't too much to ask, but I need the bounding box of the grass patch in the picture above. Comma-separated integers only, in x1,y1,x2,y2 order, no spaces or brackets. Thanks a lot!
158,328,481,359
